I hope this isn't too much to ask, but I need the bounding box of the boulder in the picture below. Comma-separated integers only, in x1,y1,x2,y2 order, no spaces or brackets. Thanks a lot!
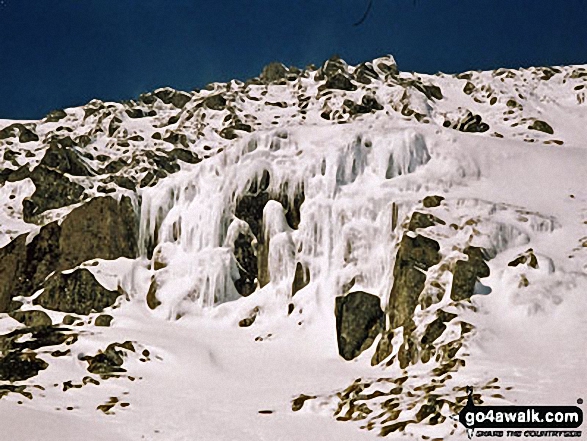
95,314,113,327
324,72,357,91
44,109,67,122
203,94,227,111
335,291,385,360
528,120,554,135
9,310,53,328
422,195,444,208
34,268,120,315
171,92,191,109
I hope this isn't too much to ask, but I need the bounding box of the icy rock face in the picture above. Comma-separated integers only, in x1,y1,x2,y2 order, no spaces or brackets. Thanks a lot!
0,54,586,439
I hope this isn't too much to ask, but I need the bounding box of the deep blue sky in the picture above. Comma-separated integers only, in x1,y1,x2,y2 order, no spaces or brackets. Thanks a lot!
1,0,586,119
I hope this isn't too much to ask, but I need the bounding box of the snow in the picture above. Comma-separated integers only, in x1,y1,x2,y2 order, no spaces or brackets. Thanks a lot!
1,58,586,440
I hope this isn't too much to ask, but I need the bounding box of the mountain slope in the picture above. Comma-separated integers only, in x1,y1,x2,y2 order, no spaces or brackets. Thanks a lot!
0,55,586,440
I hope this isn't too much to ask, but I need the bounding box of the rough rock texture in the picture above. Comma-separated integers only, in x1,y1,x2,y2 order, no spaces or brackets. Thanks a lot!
388,234,441,329
0,196,137,311
450,246,490,301
422,195,445,208
408,211,445,231
34,268,120,314
0,326,73,383
335,291,385,361
23,166,86,221
58,196,138,270
0,222,61,311
9,310,52,328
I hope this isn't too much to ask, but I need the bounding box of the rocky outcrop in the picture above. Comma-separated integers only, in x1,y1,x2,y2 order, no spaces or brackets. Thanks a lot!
58,196,138,270
23,166,86,221
0,326,73,384
450,246,490,301
34,268,120,314
388,234,441,329
9,310,52,328
335,291,385,360
0,196,137,311
0,222,61,311
82,341,135,377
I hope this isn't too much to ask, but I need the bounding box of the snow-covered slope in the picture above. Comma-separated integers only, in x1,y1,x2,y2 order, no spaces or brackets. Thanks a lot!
0,55,586,440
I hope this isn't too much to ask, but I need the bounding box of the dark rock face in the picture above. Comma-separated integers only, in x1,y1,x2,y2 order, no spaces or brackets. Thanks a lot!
450,247,490,301
233,172,305,291
23,166,86,221
422,195,444,208
0,222,61,311
0,351,48,382
58,196,138,271
291,262,310,296
45,109,67,122
232,230,258,297
528,120,554,135
9,310,52,328
204,94,227,111
508,248,538,269
0,235,27,312
260,62,289,83
408,212,445,231
353,63,379,85
168,148,201,164
335,291,385,360
0,196,137,311
344,95,383,116
0,326,73,383
445,111,489,133
34,268,120,314
420,310,457,346
83,342,134,376
39,142,94,176
0,123,39,143
388,234,441,329
324,72,357,91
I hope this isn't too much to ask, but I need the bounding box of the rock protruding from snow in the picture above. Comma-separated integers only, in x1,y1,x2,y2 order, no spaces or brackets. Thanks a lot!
335,291,385,360
34,268,121,314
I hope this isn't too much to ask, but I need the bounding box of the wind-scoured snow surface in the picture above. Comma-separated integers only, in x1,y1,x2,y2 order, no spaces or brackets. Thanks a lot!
1,56,586,440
